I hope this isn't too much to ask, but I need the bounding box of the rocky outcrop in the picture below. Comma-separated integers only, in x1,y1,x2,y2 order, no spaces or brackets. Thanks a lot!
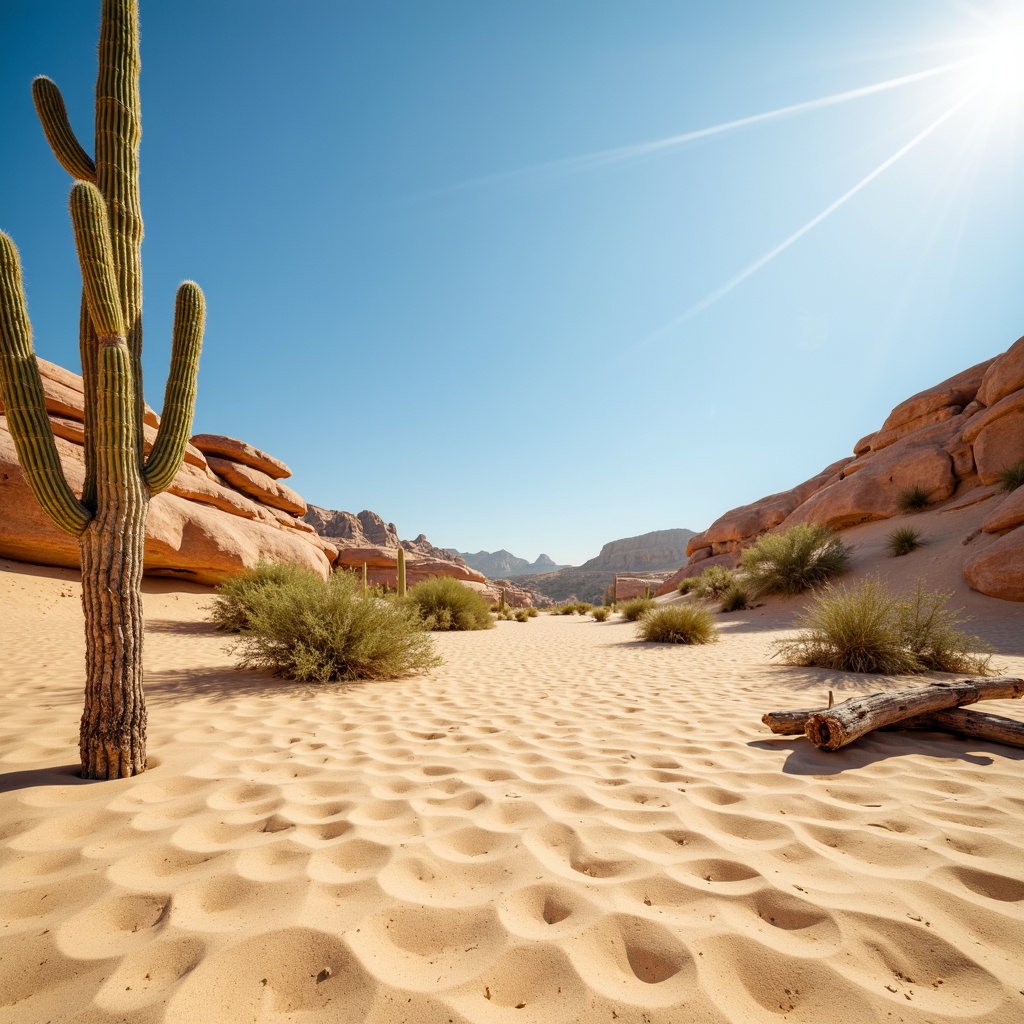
673,337,1024,601
303,506,400,548
580,529,696,573
207,457,307,517
0,358,332,584
190,433,292,479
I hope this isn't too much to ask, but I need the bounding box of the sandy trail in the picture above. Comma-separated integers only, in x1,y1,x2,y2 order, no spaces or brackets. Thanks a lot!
1,515,1023,1023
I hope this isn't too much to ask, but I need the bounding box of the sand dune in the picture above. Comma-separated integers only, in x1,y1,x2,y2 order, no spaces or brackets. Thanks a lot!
2,508,1023,1023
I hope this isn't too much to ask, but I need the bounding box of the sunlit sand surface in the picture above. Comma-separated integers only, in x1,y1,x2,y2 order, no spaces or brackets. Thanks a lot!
2,511,1023,1023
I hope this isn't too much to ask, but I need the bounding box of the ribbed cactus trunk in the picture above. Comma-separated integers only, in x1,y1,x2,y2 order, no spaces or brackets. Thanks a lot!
396,545,406,598
0,0,205,780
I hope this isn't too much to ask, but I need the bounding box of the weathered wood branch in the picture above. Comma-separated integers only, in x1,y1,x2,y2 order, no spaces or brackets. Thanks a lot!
762,678,1024,749
897,708,1024,749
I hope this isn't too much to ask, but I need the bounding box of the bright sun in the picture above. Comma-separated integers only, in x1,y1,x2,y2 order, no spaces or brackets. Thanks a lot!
976,22,1024,103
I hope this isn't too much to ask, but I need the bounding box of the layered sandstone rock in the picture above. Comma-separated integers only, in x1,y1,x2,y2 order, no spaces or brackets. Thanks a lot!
190,433,292,479
580,529,696,573
207,457,307,517
0,361,331,584
673,337,1024,600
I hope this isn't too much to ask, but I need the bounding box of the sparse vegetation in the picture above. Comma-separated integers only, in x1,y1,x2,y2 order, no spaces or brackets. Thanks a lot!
638,604,720,645
772,578,992,675
690,565,737,599
741,524,851,597
897,485,930,513
215,567,440,682
887,526,924,558
212,562,323,633
514,608,530,622
575,602,594,616
997,459,1024,494
525,606,539,617
720,583,750,612
591,606,611,622
406,576,494,631
620,596,657,621
677,577,699,595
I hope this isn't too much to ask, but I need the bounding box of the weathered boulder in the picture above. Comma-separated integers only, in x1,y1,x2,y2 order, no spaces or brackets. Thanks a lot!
145,493,330,584
964,529,1024,601
190,433,292,479
207,457,307,517
981,486,1024,534
976,336,1024,408
702,458,851,547
962,388,1024,484
875,359,991,441
48,413,208,470
781,445,956,530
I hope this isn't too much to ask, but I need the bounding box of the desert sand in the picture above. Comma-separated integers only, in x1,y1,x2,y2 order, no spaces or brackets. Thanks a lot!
2,504,1024,1023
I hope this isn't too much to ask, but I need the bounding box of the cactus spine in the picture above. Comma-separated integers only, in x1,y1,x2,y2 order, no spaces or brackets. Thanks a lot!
396,545,406,598
0,0,205,779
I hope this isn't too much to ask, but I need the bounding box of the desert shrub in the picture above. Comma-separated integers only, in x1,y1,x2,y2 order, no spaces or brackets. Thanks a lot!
620,596,657,621
772,578,991,675
638,604,719,645
220,569,440,682
887,526,923,558
211,561,322,633
677,577,699,594
526,606,539,617
496,607,514,621
590,606,611,622
514,608,530,622
575,602,594,615
997,459,1024,494
897,485,930,513
558,604,577,615
741,524,851,597
406,576,494,631
720,583,749,612
690,565,736,599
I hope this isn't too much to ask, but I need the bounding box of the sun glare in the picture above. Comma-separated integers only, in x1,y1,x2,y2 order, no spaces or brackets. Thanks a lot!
975,22,1024,103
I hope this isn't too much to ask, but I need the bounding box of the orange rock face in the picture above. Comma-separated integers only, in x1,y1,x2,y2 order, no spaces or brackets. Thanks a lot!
190,433,292,479
673,342,1024,601
207,457,307,517
0,361,329,584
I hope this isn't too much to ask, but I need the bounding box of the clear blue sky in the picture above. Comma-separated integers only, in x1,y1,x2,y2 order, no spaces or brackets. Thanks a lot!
3,1,1023,565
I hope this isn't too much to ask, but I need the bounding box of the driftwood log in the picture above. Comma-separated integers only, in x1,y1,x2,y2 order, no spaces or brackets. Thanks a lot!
763,677,1024,751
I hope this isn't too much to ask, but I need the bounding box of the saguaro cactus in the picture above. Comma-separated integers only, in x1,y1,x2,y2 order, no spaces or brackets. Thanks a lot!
0,0,205,779
396,545,406,598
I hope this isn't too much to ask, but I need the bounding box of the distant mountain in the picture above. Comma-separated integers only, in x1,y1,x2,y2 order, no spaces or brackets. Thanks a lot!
452,549,565,579
510,528,696,604
580,528,696,572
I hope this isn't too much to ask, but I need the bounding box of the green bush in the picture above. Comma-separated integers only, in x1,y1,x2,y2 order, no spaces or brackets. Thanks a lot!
620,596,657,621
897,485,930,513
558,604,577,615
406,576,494,631
216,567,440,682
741,524,851,597
638,604,719,645
575,602,594,615
772,578,992,675
590,606,611,622
526,606,539,617
997,459,1024,494
677,577,699,594
211,561,322,633
887,526,923,558
514,608,530,622
690,565,736,599
720,583,749,612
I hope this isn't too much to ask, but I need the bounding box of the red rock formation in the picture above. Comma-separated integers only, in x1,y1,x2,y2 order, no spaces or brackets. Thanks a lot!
670,339,1024,600
0,360,332,584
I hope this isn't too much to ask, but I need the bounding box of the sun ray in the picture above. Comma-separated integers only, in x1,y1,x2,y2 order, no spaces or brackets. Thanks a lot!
442,59,973,194
633,89,982,350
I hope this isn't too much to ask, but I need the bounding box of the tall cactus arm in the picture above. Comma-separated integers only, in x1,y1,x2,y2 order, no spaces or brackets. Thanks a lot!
32,77,96,182
0,234,91,535
69,182,126,342
144,282,204,494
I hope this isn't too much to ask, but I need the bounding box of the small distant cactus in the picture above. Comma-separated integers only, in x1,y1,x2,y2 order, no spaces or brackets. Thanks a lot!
396,545,406,597
362,562,368,592
499,586,507,612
